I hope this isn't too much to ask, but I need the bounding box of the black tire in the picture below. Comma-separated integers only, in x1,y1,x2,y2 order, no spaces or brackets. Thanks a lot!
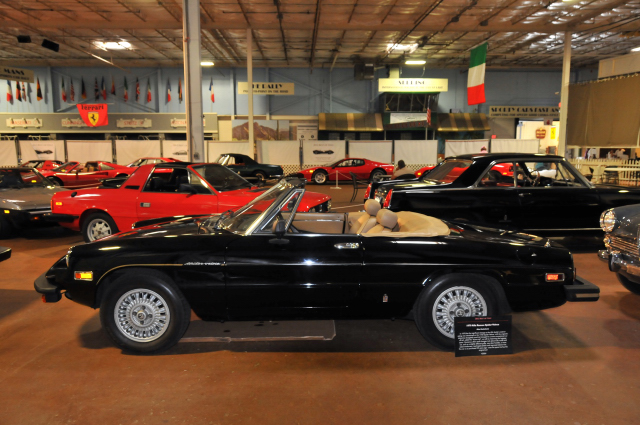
617,272,640,295
82,212,119,243
414,275,496,350
50,177,63,187
312,170,329,185
99,270,191,353
0,216,14,239
370,168,385,182
253,170,267,181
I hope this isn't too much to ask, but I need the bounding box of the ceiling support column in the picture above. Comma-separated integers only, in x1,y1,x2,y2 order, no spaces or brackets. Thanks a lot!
558,31,571,157
247,28,255,159
182,0,204,162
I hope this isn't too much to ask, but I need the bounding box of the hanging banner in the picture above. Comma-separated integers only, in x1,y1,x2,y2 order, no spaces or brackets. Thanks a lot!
0,66,35,83
77,104,109,127
5,118,42,128
303,141,344,164
489,106,560,118
378,78,448,93
30,141,56,160
116,118,152,128
61,118,88,128
237,82,295,95
170,141,189,161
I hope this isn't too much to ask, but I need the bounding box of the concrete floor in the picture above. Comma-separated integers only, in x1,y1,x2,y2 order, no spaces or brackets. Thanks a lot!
1,182,639,424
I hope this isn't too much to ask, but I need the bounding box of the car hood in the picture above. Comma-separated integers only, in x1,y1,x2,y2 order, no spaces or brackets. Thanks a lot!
453,222,555,247
103,216,215,241
608,204,640,239
0,186,66,210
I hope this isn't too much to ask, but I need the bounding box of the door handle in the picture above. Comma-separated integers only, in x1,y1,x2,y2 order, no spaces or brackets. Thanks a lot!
334,242,359,249
518,193,532,197
140,202,151,208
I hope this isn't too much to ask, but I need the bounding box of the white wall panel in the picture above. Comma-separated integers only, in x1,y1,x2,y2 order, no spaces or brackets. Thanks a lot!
395,140,438,165
207,141,252,162
66,141,112,163
162,140,189,162
444,140,487,157
491,139,539,154
349,141,392,163
115,140,161,165
0,141,18,166
303,140,345,164
19,140,65,162
258,140,299,165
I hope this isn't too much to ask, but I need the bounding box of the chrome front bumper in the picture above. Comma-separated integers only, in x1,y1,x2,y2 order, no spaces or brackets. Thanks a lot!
598,249,640,276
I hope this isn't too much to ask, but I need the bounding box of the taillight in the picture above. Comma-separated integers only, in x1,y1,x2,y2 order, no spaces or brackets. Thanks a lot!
383,189,393,208
364,183,372,199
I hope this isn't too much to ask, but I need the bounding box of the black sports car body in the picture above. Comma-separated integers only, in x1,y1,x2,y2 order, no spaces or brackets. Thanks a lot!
367,153,640,235
216,153,284,180
35,178,599,353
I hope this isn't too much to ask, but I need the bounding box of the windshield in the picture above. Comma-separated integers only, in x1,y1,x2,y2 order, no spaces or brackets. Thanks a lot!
421,159,472,184
202,180,295,234
0,169,51,188
53,162,78,172
192,164,252,191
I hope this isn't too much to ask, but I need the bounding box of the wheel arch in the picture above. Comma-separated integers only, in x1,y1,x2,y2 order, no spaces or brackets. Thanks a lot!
79,208,114,229
94,265,181,308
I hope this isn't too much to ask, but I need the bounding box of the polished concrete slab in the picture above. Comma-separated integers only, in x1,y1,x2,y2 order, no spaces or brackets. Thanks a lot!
0,185,638,424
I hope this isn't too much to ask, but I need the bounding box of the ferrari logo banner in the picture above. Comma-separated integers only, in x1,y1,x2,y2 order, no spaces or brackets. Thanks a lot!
77,104,109,127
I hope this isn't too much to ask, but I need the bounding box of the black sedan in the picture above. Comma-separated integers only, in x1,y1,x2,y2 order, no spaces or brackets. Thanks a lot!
216,153,284,181
35,178,598,354
367,153,640,235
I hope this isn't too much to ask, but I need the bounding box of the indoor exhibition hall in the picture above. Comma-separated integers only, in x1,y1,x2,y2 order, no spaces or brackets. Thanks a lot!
1,0,640,424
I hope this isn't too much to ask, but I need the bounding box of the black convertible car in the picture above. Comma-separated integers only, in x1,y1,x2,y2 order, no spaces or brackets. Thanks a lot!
367,153,640,235
35,178,598,353
216,153,284,181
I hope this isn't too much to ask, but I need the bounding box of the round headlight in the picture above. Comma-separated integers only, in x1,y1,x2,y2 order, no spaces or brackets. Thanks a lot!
600,210,616,232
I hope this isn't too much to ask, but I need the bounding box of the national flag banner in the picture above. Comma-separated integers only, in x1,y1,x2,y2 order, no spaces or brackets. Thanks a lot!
101,77,107,100
426,107,432,127
70,79,75,102
7,80,13,102
36,77,43,101
124,77,129,102
94,77,99,101
178,78,182,103
77,103,109,127
81,78,87,100
110,75,115,95
61,78,67,102
467,42,487,105
146,79,152,103
16,81,22,102
167,79,171,102
135,78,140,102
21,82,26,101
209,77,215,102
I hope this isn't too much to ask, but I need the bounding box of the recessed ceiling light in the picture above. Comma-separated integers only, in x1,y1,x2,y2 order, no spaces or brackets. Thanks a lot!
200,61,215,66
405,60,426,65
94,41,131,50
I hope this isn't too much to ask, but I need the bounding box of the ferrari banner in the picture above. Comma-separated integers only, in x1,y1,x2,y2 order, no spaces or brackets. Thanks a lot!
76,104,109,127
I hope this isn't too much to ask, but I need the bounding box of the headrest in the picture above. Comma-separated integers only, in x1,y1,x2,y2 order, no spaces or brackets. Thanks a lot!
376,209,398,229
364,199,381,216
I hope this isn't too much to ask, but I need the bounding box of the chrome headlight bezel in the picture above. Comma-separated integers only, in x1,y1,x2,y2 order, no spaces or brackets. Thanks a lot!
600,210,616,232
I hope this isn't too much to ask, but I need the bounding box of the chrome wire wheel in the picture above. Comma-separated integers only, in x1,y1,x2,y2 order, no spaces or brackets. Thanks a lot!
87,218,113,241
114,289,171,343
432,286,487,338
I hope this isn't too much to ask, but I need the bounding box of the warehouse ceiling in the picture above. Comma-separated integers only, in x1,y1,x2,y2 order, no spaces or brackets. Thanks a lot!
1,0,640,69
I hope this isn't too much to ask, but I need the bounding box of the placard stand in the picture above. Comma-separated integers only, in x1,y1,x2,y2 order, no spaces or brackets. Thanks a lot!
330,170,341,189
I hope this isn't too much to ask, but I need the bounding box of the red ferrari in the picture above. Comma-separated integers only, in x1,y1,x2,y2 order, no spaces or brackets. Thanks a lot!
40,161,135,189
297,158,394,184
47,162,332,242
20,160,63,171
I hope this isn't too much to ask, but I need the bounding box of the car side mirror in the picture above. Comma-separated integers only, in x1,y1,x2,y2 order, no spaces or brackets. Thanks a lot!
178,183,198,194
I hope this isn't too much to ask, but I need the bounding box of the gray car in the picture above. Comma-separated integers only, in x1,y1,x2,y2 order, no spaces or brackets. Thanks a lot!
0,167,66,238
599,204,640,294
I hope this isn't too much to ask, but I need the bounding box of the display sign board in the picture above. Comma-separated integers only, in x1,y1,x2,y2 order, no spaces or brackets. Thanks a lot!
489,106,560,118
454,316,513,357
6,118,42,128
303,140,344,164
389,113,430,124
237,82,295,95
296,124,318,142
170,118,206,128
535,128,546,139
61,118,88,128
378,78,448,93
116,118,152,128
30,141,56,160
0,66,35,83
169,141,189,162
550,127,557,140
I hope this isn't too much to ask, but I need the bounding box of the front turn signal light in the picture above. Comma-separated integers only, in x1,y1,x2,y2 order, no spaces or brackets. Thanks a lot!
74,271,93,281
545,273,565,282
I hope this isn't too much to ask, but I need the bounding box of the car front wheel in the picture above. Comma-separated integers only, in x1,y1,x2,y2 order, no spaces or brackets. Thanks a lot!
312,170,328,184
82,212,119,243
414,277,495,350
617,272,640,295
100,270,191,353
370,168,385,182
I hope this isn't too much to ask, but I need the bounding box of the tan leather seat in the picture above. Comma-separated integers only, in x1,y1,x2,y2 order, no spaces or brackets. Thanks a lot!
347,199,381,234
366,209,398,234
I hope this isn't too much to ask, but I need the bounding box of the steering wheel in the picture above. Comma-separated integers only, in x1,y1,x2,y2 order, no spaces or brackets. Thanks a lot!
531,170,541,187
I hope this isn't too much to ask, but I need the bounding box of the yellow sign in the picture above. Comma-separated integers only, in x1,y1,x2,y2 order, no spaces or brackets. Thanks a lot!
550,127,557,140
88,113,100,126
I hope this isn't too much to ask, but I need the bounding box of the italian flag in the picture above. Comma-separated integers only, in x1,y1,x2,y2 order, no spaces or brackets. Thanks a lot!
467,42,487,105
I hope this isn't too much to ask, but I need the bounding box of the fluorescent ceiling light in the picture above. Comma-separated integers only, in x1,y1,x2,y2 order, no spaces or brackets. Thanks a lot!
200,61,215,66
632,47,640,52
387,43,418,54
94,41,131,50
405,60,426,65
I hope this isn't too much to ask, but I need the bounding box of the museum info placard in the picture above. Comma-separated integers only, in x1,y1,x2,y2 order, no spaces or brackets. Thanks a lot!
454,315,512,357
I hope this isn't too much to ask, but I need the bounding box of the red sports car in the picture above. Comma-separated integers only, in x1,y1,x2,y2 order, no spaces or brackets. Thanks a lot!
40,161,135,189
47,162,332,242
20,160,63,171
297,158,394,184
414,162,513,180
125,157,180,167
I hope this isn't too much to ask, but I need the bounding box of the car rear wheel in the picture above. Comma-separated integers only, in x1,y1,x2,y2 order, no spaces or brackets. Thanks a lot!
312,170,328,185
253,170,267,181
50,177,63,186
100,270,191,353
370,168,385,182
414,276,495,350
82,212,119,243
616,272,640,295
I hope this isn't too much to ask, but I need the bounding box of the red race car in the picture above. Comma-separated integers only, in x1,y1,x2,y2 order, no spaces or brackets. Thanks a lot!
20,160,63,171
297,158,394,184
47,162,332,242
40,161,135,189
125,157,180,167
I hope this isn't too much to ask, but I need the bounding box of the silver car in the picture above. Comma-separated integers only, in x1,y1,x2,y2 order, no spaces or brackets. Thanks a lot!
0,167,66,238
599,204,640,294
